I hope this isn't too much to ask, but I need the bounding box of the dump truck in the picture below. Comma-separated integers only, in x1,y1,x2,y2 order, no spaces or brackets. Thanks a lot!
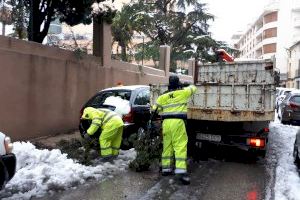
150,59,277,157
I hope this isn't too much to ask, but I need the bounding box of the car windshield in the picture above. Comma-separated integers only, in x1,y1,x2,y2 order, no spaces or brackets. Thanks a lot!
283,91,292,96
88,90,132,107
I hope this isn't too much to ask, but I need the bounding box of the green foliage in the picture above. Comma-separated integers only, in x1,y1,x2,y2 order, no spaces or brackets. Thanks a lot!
55,138,99,166
7,0,28,39
20,0,115,43
112,0,232,68
111,4,135,61
134,40,160,65
129,123,162,172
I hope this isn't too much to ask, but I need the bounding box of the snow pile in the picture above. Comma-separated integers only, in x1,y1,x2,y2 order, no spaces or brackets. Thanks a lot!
0,142,136,200
91,0,116,14
103,96,130,117
266,121,300,200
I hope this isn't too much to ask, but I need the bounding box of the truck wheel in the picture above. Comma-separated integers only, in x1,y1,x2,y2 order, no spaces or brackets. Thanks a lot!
194,141,209,161
259,150,266,158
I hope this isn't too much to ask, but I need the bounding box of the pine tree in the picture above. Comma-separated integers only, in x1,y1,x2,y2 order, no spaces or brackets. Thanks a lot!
111,4,135,61
23,0,96,43
8,0,28,39
117,0,232,71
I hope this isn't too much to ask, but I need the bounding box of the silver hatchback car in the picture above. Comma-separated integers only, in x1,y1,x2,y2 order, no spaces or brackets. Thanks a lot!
278,90,300,125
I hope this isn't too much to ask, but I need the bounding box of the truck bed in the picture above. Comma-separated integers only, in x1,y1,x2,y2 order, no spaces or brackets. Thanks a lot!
190,60,276,122
150,60,277,122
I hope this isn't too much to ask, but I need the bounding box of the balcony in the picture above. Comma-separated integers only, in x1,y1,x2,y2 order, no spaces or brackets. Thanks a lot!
294,17,300,28
292,1,300,12
255,47,263,58
293,33,300,43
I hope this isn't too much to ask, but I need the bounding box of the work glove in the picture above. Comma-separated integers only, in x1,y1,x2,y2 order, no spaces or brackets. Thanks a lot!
83,132,92,143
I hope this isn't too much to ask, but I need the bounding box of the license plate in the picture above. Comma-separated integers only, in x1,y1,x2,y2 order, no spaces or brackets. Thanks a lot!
196,133,221,142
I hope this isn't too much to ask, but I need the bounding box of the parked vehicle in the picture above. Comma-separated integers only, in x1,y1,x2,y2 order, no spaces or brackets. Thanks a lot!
276,88,294,112
278,90,300,125
79,85,151,147
151,60,277,158
294,129,300,169
0,132,16,189
276,87,284,97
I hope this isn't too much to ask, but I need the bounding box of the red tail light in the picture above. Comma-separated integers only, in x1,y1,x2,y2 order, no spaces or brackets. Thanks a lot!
288,102,299,110
123,109,134,123
264,128,269,132
247,138,265,148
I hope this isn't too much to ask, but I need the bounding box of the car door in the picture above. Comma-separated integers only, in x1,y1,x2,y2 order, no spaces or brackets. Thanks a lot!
131,88,151,126
289,95,300,117
279,93,292,119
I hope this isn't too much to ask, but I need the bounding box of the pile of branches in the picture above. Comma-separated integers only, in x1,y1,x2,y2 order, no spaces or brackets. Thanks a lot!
129,121,162,172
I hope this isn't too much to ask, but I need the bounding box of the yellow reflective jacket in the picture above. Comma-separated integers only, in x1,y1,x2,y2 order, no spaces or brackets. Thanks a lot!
81,107,124,136
153,85,197,119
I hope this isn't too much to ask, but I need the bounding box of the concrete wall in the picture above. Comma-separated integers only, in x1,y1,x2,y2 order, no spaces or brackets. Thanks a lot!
0,36,192,140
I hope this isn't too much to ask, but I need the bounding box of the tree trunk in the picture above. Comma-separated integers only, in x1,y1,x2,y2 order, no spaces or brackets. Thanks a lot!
2,22,5,35
28,0,50,43
120,43,127,61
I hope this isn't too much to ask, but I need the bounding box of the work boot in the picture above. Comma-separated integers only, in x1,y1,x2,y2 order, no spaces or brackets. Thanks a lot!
176,173,190,185
100,156,114,163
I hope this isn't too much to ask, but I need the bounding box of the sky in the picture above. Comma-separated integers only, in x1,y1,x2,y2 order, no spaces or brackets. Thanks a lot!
202,0,269,44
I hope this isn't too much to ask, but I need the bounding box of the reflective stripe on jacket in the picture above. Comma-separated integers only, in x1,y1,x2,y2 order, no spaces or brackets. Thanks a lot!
81,107,124,136
153,85,197,119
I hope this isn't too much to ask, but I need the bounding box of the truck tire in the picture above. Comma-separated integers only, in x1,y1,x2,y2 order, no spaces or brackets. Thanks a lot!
193,141,209,161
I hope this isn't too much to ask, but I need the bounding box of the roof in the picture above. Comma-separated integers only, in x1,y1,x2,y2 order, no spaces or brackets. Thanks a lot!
101,85,149,92
289,41,300,50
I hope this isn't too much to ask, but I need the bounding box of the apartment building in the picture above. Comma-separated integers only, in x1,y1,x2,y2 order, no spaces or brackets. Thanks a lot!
233,0,300,87
233,1,279,61
287,1,300,88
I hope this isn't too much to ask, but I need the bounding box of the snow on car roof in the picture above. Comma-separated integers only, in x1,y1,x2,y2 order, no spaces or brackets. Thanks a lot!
290,89,300,94
101,85,149,92
280,88,294,92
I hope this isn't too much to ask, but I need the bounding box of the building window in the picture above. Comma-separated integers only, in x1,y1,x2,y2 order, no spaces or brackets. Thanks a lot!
263,43,277,54
264,11,278,24
263,28,277,39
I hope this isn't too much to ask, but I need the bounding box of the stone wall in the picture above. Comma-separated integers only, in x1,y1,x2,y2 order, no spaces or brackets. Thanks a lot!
0,36,192,140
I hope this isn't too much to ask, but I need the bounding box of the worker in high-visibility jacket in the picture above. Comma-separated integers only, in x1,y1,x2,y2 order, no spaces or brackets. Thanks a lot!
81,107,124,161
152,75,197,185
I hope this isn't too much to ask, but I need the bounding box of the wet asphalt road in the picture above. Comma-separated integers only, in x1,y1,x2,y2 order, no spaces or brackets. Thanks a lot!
35,147,267,200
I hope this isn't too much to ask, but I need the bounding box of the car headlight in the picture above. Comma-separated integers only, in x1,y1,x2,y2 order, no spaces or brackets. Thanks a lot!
4,137,13,154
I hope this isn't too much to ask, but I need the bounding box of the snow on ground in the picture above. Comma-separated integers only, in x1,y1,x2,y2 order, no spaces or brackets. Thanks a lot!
0,142,136,200
266,117,300,200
